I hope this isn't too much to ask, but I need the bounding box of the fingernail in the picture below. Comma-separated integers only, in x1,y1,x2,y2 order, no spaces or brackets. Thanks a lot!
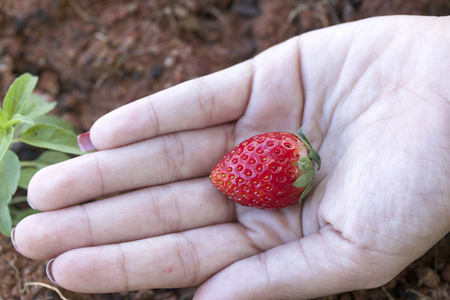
46,259,57,284
10,227,21,254
77,131,96,152
27,196,36,210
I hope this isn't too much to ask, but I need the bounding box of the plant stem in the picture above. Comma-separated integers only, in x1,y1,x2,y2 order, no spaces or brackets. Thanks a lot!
19,161,42,168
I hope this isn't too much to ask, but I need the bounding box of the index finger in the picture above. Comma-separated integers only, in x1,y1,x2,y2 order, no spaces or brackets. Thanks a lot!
90,61,253,150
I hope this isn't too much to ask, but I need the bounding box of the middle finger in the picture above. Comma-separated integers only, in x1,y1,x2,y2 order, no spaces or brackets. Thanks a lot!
28,124,235,211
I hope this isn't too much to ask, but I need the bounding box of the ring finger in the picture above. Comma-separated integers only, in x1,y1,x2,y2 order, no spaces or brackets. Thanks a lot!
14,178,236,260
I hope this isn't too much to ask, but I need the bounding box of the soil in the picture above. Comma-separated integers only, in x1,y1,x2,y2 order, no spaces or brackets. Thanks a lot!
0,0,449,299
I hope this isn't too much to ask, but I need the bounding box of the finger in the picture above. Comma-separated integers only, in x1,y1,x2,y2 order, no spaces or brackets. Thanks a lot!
47,224,258,293
15,178,235,260
28,124,234,210
195,226,399,300
89,61,253,150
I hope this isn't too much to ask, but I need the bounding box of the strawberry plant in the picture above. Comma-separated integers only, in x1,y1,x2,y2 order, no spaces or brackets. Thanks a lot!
0,73,84,236
210,129,321,209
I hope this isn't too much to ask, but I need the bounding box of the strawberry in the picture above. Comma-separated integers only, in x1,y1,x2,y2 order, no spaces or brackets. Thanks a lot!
210,128,321,209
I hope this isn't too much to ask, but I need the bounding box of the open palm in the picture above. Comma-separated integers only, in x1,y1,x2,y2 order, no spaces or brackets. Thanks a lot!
14,16,449,299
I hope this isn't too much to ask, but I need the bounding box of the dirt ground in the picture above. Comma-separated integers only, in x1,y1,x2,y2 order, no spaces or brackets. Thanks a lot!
0,0,449,299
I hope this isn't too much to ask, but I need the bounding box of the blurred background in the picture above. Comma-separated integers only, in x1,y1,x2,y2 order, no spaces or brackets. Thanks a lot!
0,0,449,299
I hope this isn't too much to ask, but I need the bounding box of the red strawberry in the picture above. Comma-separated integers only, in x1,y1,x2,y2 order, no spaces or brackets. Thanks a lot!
210,128,321,209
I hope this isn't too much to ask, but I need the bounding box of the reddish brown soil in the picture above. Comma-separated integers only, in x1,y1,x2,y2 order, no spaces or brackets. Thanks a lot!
1,0,449,299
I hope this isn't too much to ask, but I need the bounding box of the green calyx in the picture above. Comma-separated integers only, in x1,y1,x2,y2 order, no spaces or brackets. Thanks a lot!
293,127,321,200
297,127,321,170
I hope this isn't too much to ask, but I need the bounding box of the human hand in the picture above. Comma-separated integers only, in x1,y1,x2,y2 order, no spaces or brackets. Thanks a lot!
13,16,450,299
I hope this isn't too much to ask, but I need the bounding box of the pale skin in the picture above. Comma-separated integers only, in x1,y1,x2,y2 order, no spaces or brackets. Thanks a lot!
12,16,450,299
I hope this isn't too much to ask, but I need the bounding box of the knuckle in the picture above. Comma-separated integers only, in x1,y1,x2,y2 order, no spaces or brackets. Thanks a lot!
78,205,94,247
91,153,106,196
167,187,182,232
194,78,215,125
257,252,272,288
160,133,186,182
174,233,201,285
116,244,130,291
152,186,181,233
145,98,161,136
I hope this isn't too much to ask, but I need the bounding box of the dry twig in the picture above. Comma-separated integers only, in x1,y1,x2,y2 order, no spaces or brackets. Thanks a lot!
24,282,70,300
8,254,25,295
381,286,395,300
67,0,97,24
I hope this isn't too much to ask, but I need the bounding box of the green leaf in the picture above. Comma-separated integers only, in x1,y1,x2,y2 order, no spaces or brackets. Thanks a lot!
0,150,20,236
29,150,70,167
18,167,38,189
14,114,76,138
33,115,76,132
3,73,38,118
20,124,83,155
0,108,8,127
21,93,57,119
0,205,12,237
5,114,35,128
0,126,14,161
0,150,20,199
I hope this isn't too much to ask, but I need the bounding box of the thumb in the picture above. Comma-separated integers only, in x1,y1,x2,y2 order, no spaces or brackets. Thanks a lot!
194,226,397,299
